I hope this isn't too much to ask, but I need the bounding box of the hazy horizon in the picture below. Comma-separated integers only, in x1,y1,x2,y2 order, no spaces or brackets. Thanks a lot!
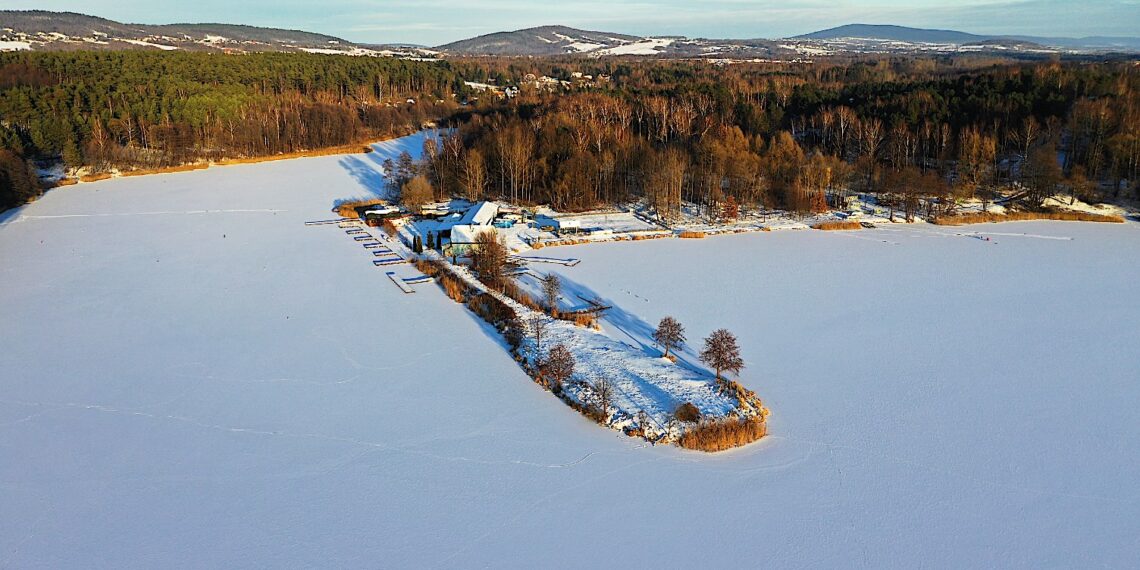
6,0,1138,45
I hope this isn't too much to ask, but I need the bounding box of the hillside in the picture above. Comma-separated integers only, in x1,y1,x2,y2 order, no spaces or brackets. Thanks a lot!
794,23,1140,52
5,13,1136,58
436,25,785,58
436,25,641,55
794,23,989,43
438,23,1139,57
0,10,372,54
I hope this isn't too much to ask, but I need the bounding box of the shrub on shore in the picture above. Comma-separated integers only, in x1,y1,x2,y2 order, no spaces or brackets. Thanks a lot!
500,280,543,313
811,220,862,230
674,402,701,423
334,198,386,219
931,211,1124,225
78,172,112,183
570,313,597,328
677,417,767,452
381,219,399,237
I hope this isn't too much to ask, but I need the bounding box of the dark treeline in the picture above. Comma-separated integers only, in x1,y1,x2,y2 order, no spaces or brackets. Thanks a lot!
421,58,1139,219
4,52,1139,217
0,50,470,209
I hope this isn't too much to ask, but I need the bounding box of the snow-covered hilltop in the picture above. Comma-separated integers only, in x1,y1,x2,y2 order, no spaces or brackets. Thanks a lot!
0,10,436,57
5,13,1137,58
434,23,1140,58
436,25,785,58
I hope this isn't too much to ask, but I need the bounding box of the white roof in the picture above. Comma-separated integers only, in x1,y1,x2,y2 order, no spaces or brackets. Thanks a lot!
450,224,490,245
458,201,498,226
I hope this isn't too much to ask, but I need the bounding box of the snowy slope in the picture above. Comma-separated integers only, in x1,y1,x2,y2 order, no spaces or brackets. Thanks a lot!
592,38,675,56
3,133,1140,566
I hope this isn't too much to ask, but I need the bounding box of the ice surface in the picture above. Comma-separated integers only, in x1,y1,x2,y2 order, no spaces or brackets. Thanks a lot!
2,132,1140,567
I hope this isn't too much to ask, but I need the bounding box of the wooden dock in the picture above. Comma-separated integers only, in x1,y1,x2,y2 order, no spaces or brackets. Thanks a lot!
387,271,415,294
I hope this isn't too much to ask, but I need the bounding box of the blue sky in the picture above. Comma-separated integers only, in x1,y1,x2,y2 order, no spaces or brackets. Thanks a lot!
14,0,1140,45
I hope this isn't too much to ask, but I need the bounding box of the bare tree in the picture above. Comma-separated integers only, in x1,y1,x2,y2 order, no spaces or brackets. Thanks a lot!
593,378,614,419
541,273,561,316
1064,165,1096,205
700,329,744,381
648,147,686,222
653,316,686,359
470,230,509,289
494,123,535,203
422,137,441,198
957,126,997,210
1024,143,1063,206
529,316,547,353
834,106,859,159
541,343,575,391
503,316,524,350
400,175,434,212
460,148,487,201
1012,116,1041,176
720,194,739,221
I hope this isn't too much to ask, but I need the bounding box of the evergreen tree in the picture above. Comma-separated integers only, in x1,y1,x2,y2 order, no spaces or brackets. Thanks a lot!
541,273,561,316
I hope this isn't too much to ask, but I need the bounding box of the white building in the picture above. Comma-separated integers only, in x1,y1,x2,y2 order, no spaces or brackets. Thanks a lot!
448,202,500,254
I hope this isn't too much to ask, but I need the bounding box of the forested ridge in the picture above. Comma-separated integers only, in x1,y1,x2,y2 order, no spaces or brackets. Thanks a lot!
427,58,1138,217
2,52,1138,217
0,51,468,209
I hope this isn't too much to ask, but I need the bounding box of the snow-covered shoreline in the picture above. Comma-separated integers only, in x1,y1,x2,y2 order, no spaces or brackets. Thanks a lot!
414,255,767,447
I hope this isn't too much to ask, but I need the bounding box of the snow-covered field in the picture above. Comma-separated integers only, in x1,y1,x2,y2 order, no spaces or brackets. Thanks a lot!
0,40,33,52
3,132,1140,567
594,38,675,56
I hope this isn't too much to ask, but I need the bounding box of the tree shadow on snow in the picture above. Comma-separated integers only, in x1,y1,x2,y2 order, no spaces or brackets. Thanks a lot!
335,156,389,210
0,203,27,227
546,272,715,381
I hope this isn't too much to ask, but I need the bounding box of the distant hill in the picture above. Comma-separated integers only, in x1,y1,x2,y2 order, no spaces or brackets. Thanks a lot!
793,23,1140,52
3,12,1136,58
1011,35,1140,51
794,24,988,44
436,23,1140,58
436,25,641,55
0,10,396,54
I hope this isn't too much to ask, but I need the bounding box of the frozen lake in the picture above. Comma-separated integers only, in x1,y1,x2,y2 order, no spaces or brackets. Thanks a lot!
2,134,1139,567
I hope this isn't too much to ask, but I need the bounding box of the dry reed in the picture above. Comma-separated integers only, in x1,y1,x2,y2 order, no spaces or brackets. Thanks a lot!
811,220,863,230
931,211,1124,225
677,417,767,452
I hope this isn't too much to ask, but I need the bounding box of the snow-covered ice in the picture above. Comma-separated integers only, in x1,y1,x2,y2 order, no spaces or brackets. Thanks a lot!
3,131,1140,567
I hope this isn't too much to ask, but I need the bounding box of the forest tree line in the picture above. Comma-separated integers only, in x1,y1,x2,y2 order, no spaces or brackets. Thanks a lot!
3,52,1138,217
416,58,1138,219
0,50,471,209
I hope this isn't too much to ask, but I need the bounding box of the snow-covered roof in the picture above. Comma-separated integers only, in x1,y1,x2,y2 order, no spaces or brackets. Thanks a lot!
364,206,399,216
450,224,489,245
458,201,498,226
